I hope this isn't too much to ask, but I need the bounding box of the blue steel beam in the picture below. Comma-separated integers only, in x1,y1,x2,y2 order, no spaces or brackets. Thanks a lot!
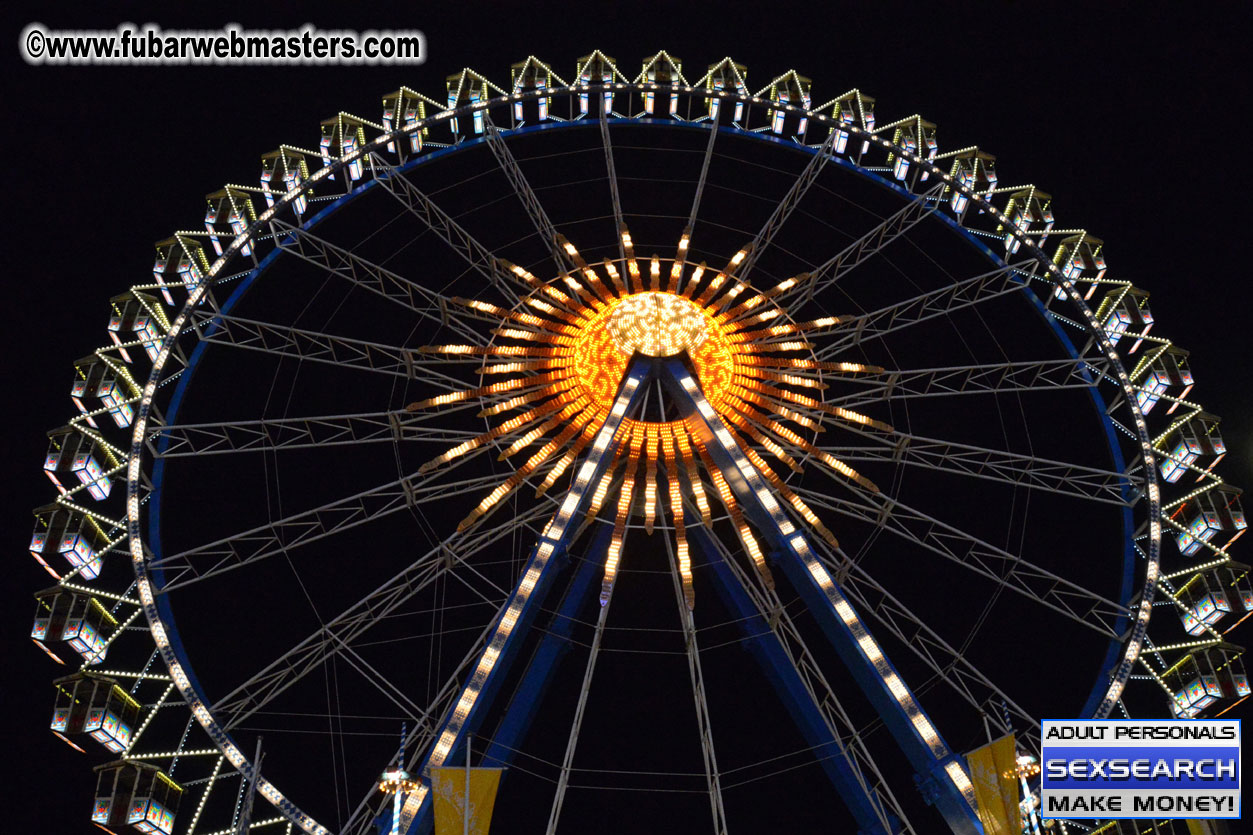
481,526,610,769
395,361,650,834
371,532,608,834
691,525,904,834
663,357,982,835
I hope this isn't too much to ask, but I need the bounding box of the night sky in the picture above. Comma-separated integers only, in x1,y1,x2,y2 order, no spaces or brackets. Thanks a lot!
3,3,1250,833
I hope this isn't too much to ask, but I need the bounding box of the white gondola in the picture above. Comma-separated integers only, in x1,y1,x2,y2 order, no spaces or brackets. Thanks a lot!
383,87,432,155
153,237,208,307
51,672,141,754
92,761,183,835
509,61,556,125
260,148,311,215
1094,286,1153,351
30,503,109,580
705,60,747,124
1133,347,1192,414
946,151,995,218
1176,571,1232,635
43,428,115,501
1158,412,1225,483
72,356,137,428
32,588,117,664
108,291,167,364
765,72,811,137
1173,485,1246,557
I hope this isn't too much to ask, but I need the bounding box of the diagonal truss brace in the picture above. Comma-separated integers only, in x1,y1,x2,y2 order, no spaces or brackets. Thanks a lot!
482,113,572,274
781,182,945,306
822,432,1133,506
268,218,483,344
369,152,525,305
737,126,842,280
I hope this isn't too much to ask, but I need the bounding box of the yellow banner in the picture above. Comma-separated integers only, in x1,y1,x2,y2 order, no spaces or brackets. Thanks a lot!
431,767,503,835
965,733,1020,835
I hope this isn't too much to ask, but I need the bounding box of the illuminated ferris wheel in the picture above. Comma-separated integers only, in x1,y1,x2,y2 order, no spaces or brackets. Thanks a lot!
30,50,1249,835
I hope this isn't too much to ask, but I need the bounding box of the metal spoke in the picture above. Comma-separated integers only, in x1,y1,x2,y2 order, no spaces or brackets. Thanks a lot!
791,486,1131,639
268,219,484,344
687,121,719,232
699,529,916,833
545,577,613,835
148,410,482,459
737,126,842,280
186,309,467,389
825,549,1041,752
774,182,944,306
150,449,501,591
482,113,571,273
211,506,549,731
823,357,1113,410
810,259,1036,357
599,106,626,263
817,432,1133,506
662,532,728,835
368,152,525,304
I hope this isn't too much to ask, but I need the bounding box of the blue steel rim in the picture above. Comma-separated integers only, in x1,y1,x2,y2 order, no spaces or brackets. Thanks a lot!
139,107,1144,832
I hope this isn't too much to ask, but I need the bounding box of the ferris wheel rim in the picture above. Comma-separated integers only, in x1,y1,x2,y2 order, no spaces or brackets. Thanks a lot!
132,115,1152,834
19,69,1183,835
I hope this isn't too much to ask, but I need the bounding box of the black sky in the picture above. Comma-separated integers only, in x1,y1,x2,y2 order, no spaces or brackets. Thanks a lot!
3,2,1251,832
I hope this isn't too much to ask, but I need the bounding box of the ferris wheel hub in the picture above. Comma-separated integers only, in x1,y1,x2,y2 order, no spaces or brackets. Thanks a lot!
606,291,710,357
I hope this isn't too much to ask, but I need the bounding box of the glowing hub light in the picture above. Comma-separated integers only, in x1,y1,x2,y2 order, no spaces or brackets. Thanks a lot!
605,291,710,358
568,291,736,417
348,221,945,833
413,229,893,616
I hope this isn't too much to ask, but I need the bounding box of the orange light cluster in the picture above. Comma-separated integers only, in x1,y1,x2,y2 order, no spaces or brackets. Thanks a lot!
409,227,894,609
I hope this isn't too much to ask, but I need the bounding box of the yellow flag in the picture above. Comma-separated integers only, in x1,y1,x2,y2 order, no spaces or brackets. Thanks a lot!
430,767,503,835
965,733,1020,835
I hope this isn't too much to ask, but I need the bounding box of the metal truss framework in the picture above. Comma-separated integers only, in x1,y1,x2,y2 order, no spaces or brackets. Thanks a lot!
26,61,1242,835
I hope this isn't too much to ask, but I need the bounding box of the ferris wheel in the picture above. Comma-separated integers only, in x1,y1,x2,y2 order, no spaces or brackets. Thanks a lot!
29,49,1249,835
